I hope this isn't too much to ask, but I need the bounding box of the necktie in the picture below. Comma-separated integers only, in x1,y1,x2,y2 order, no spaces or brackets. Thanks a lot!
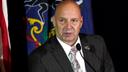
69,46,82,72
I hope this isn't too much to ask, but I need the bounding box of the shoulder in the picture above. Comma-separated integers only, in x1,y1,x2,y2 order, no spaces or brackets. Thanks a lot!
80,33,104,41
29,36,57,60
28,37,58,72
79,33,105,44
79,33,106,54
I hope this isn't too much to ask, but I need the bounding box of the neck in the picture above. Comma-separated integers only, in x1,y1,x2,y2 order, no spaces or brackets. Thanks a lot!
56,36,78,46
64,41,76,46
63,37,78,46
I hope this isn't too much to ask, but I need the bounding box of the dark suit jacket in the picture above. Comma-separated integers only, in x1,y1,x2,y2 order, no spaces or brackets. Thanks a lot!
29,34,115,72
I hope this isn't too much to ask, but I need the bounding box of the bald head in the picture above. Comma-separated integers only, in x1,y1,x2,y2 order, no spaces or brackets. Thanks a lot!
55,0,81,17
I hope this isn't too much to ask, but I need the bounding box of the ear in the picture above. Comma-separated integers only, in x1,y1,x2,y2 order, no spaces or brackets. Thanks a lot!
51,16,56,27
80,16,83,28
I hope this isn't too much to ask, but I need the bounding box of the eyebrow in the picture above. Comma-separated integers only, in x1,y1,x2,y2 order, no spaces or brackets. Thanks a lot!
58,17,66,19
58,17,80,20
71,18,80,20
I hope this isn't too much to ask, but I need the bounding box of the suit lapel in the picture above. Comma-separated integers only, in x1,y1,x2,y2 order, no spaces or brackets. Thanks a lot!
80,35,100,72
51,37,73,72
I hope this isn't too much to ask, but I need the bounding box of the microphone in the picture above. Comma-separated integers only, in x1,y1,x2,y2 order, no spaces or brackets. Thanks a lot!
76,43,81,51
76,43,96,72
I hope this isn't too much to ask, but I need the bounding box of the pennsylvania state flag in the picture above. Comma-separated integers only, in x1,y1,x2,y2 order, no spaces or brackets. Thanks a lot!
24,0,48,54
24,0,94,55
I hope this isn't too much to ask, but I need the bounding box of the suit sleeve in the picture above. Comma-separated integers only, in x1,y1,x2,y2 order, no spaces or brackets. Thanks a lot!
28,49,47,72
96,35,115,72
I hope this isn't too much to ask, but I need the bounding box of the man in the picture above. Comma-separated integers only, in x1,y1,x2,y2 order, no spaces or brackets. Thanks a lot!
29,0,115,72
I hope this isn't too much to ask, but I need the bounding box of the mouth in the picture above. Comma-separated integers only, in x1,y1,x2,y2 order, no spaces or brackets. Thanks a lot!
63,33,73,37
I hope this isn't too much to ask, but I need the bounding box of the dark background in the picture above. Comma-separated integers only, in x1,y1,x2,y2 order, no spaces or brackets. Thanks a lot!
92,0,121,72
7,0,121,72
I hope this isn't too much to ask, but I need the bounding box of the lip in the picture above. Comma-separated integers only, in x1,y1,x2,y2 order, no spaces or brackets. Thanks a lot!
63,33,72,37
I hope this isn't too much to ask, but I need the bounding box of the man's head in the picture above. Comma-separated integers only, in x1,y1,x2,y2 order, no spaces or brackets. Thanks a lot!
51,0,83,46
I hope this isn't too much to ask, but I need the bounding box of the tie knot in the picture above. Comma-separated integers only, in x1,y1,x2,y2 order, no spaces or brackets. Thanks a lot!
71,46,78,55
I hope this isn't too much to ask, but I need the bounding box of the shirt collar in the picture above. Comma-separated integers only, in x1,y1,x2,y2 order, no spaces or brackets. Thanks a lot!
57,37,81,56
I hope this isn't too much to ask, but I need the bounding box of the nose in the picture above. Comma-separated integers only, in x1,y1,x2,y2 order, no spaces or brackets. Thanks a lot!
66,22,72,29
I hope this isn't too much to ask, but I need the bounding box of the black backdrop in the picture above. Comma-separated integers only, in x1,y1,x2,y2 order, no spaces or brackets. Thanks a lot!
92,0,121,72
7,0,121,72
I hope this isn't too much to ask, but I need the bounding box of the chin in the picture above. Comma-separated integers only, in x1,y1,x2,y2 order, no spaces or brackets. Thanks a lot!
64,37,75,42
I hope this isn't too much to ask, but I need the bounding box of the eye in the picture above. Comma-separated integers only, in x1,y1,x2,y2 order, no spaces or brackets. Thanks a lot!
71,19,79,24
58,18,65,24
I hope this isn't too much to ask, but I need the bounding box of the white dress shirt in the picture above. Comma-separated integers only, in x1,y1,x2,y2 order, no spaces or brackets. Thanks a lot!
57,37,86,72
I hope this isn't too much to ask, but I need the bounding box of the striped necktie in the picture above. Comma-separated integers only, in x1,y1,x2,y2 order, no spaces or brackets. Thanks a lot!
69,46,82,72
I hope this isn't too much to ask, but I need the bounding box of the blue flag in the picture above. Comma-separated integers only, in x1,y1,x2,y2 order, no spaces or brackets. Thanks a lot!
24,0,48,54
79,0,94,34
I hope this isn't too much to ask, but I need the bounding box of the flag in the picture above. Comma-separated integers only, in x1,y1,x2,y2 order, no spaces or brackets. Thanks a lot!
24,0,49,54
0,28,6,72
0,0,11,72
79,0,94,34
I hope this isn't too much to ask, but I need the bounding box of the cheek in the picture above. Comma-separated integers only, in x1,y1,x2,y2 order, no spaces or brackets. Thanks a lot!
56,25,63,34
74,25,81,32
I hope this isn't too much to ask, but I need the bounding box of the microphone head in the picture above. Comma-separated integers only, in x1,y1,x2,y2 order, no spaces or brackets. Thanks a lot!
76,43,81,51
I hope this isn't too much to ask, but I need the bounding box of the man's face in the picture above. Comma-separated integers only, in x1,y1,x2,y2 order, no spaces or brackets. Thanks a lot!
53,3,83,45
